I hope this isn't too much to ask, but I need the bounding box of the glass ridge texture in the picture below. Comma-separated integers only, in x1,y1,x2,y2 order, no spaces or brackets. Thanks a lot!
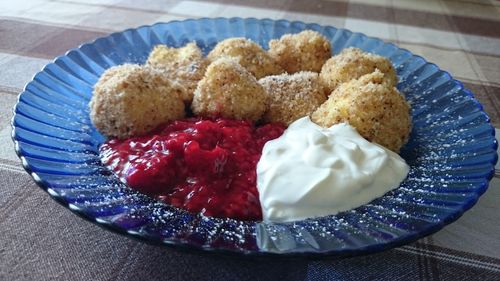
11,18,498,257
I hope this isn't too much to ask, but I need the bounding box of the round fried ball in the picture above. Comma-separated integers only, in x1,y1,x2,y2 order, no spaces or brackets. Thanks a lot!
320,47,397,94
90,64,185,139
191,58,267,121
147,42,209,104
207,38,284,79
268,30,331,73
259,72,326,125
311,70,411,152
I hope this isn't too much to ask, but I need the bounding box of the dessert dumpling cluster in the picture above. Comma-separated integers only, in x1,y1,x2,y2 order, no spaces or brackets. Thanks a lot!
90,29,411,152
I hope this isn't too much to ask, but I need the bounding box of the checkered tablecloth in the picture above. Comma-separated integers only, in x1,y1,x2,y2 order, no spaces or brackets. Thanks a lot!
1,1,499,280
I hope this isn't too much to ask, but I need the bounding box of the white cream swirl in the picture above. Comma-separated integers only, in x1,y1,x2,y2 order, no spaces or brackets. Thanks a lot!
256,117,409,222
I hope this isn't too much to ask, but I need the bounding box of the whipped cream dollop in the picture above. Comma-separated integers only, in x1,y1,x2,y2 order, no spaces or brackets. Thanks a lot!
256,117,409,222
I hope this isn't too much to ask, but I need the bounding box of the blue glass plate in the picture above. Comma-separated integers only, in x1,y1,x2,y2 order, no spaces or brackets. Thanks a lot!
11,18,497,258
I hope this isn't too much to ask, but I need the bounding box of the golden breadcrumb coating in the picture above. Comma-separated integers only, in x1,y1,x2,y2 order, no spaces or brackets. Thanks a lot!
319,47,397,94
191,58,267,121
147,42,208,104
90,64,185,139
207,38,284,79
259,72,326,125
311,70,411,152
268,30,331,73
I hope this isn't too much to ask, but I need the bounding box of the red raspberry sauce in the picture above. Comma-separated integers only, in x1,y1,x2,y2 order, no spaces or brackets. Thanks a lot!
100,118,285,221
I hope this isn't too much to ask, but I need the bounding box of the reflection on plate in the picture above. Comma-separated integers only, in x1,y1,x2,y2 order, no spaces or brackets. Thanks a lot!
11,18,497,257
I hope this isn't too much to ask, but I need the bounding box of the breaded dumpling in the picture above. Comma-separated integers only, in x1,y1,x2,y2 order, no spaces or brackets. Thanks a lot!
207,38,284,79
320,47,397,94
90,64,185,139
147,42,208,104
311,70,411,152
259,72,326,125
268,30,331,73
191,58,267,121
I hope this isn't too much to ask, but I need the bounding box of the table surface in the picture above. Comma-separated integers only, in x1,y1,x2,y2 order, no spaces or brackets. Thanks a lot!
1,1,499,280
